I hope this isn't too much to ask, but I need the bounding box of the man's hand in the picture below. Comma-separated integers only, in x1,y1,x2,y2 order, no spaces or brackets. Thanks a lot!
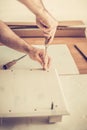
36,12,58,44
18,0,58,44
29,47,51,70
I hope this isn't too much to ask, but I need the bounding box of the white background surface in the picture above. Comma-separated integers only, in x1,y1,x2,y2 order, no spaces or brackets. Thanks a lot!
0,0,87,24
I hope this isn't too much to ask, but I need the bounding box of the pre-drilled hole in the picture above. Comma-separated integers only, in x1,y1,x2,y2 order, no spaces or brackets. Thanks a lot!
34,109,37,111
55,105,58,107
9,110,11,112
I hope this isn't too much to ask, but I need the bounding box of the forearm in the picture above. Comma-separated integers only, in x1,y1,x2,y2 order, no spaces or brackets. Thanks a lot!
0,21,51,69
18,0,57,28
18,0,46,16
0,21,32,54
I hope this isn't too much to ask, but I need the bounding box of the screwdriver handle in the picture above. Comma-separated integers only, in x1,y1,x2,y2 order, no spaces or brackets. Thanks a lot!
3,60,17,70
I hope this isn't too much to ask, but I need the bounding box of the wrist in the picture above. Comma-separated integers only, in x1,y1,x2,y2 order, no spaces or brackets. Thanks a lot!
23,43,33,55
37,9,58,28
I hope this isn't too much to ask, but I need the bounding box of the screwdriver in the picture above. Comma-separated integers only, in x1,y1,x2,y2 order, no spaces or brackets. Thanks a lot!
3,54,27,70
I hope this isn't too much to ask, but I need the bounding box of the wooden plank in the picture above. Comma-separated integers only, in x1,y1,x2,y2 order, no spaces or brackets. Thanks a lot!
12,28,85,38
5,20,86,37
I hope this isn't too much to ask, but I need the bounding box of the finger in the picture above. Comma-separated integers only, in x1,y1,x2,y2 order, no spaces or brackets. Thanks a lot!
47,29,56,44
36,18,48,31
36,19,44,29
43,31,52,40
43,29,51,35
43,33,51,38
43,27,52,33
43,29,56,44
43,55,48,70
43,55,51,70
45,36,53,44
36,55,43,66
39,51,51,70
39,53,46,70
47,56,51,68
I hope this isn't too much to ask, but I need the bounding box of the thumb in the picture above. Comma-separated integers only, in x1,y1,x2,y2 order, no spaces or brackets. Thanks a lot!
36,55,43,66
43,55,48,70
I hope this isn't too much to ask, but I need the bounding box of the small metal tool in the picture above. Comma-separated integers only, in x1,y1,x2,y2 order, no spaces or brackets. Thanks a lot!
3,54,27,70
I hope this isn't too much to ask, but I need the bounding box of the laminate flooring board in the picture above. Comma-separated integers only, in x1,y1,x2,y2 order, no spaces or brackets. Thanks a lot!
0,45,79,74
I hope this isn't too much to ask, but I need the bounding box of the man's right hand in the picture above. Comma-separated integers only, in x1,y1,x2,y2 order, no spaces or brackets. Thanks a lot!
36,11,58,44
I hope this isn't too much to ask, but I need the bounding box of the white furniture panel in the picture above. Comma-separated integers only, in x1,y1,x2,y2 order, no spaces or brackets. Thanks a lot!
0,69,68,123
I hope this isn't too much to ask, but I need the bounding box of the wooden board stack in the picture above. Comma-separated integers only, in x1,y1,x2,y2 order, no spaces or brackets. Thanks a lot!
6,21,86,38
